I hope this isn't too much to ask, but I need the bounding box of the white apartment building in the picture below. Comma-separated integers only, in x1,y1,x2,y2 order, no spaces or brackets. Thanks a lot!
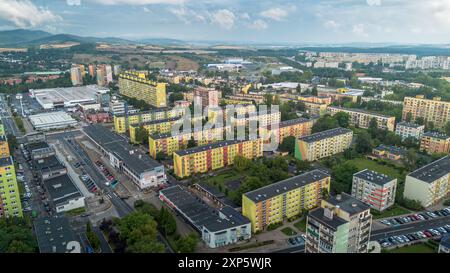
395,122,425,141
352,169,397,211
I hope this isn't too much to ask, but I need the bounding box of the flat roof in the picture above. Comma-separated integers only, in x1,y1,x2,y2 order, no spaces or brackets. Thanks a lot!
408,155,450,183
128,117,180,128
0,156,13,167
160,186,249,233
84,124,162,174
308,207,348,230
374,144,406,156
31,85,109,107
299,127,352,143
174,139,256,156
328,106,393,118
43,174,82,206
397,122,423,128
29,112,77,126
33,155,64,171
354,169,395,186
244,170,330,203
33,216,80,253
422,131,450,140
326,193,370,216
26,141,50,152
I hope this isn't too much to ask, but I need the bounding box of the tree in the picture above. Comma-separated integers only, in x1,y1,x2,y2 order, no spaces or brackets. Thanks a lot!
169,92,184,103
355,131,373,154
311,86,318,96
86,222,101,252
368,117,379,137
311,114,339,133
0,218,37,253
404,148,418,171
278,136,296,154
334,112,350,128
175,233,198,253
426,121,435,131
331,161,358,194
187,136,196,148
114,211,165,253
405,112,413,122
415,117,425,125
158,207,177,236
445,121,450,136
234,155,251,172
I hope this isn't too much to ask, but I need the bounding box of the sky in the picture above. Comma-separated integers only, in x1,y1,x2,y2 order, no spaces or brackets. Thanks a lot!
0,0,450,44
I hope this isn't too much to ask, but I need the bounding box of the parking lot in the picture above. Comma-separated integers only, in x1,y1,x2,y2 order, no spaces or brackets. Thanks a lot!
378,224,450,249
379,208,450,227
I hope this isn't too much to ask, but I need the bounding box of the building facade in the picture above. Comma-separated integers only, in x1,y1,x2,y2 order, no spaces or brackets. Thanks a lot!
113,107,184,133
419,132,450,154
351,169,397,211
242,170,330,232
258,117,314,145
149,126,230,159
128,117,180,144
173,138,263,178
328,106,396,131
402,95,450,130
305,193,372,253
403,155,450,208
194,87,219,108
119,71,167,108
395,122,425,141
295,127,353,161
0,156,22,218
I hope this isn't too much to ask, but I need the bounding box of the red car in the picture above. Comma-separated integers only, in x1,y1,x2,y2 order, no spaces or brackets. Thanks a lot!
423,231,432,237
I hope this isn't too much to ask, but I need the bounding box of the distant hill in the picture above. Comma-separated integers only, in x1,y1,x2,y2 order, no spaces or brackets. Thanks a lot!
0,29,52,46
0,29,134,47
136,38,186,45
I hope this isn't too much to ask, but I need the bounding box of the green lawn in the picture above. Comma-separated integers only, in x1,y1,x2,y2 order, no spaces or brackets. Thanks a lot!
294,217,307,232
371,204,411,219
348,158,404,180
280,227,297,236
387,243,436,253
65,207,86,217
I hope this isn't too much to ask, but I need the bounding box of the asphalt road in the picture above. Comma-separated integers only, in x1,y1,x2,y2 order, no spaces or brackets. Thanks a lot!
49,130,173,253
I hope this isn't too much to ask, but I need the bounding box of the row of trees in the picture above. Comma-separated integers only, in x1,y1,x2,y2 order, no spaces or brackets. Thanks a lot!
0,217,37,253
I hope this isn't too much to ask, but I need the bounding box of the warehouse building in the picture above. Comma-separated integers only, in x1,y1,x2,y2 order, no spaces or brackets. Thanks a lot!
29,112,77,131
43,174,85,213
30,85,110,110
159,185,251,248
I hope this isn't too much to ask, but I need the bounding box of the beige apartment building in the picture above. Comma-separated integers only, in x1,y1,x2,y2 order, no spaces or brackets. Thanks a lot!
328,106,396,131
402,95,450,130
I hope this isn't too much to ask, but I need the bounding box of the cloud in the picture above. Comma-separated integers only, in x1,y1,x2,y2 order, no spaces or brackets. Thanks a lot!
247,19,268,30
259,7,289,21
209,9,235,30
92,0,184,5
324,20,339,29
0,0,62,28
352,24,369,37
143,7,150,12
366,0,381,6
67,0,81,5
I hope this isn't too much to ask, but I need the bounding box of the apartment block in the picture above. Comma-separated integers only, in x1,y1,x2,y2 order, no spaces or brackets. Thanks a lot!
0,156,23,218
242,170,330,232
328,106,396,131
352,169,397,211
297,95,332,106
194,86,219,108
295,127,353,161
306,193,372,253
149,126,230,159
119,70,167,108
303,101,328,116
113,107,184,133
403,155,450,208
419,131,450,154
0,135,10,158
258,117,314,145
402,95,450,130
395,121,425,141
128,117,180,144
173,138,263,178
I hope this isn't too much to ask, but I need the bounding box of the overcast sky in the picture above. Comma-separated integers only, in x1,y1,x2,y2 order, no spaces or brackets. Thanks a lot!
1,0,450,44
